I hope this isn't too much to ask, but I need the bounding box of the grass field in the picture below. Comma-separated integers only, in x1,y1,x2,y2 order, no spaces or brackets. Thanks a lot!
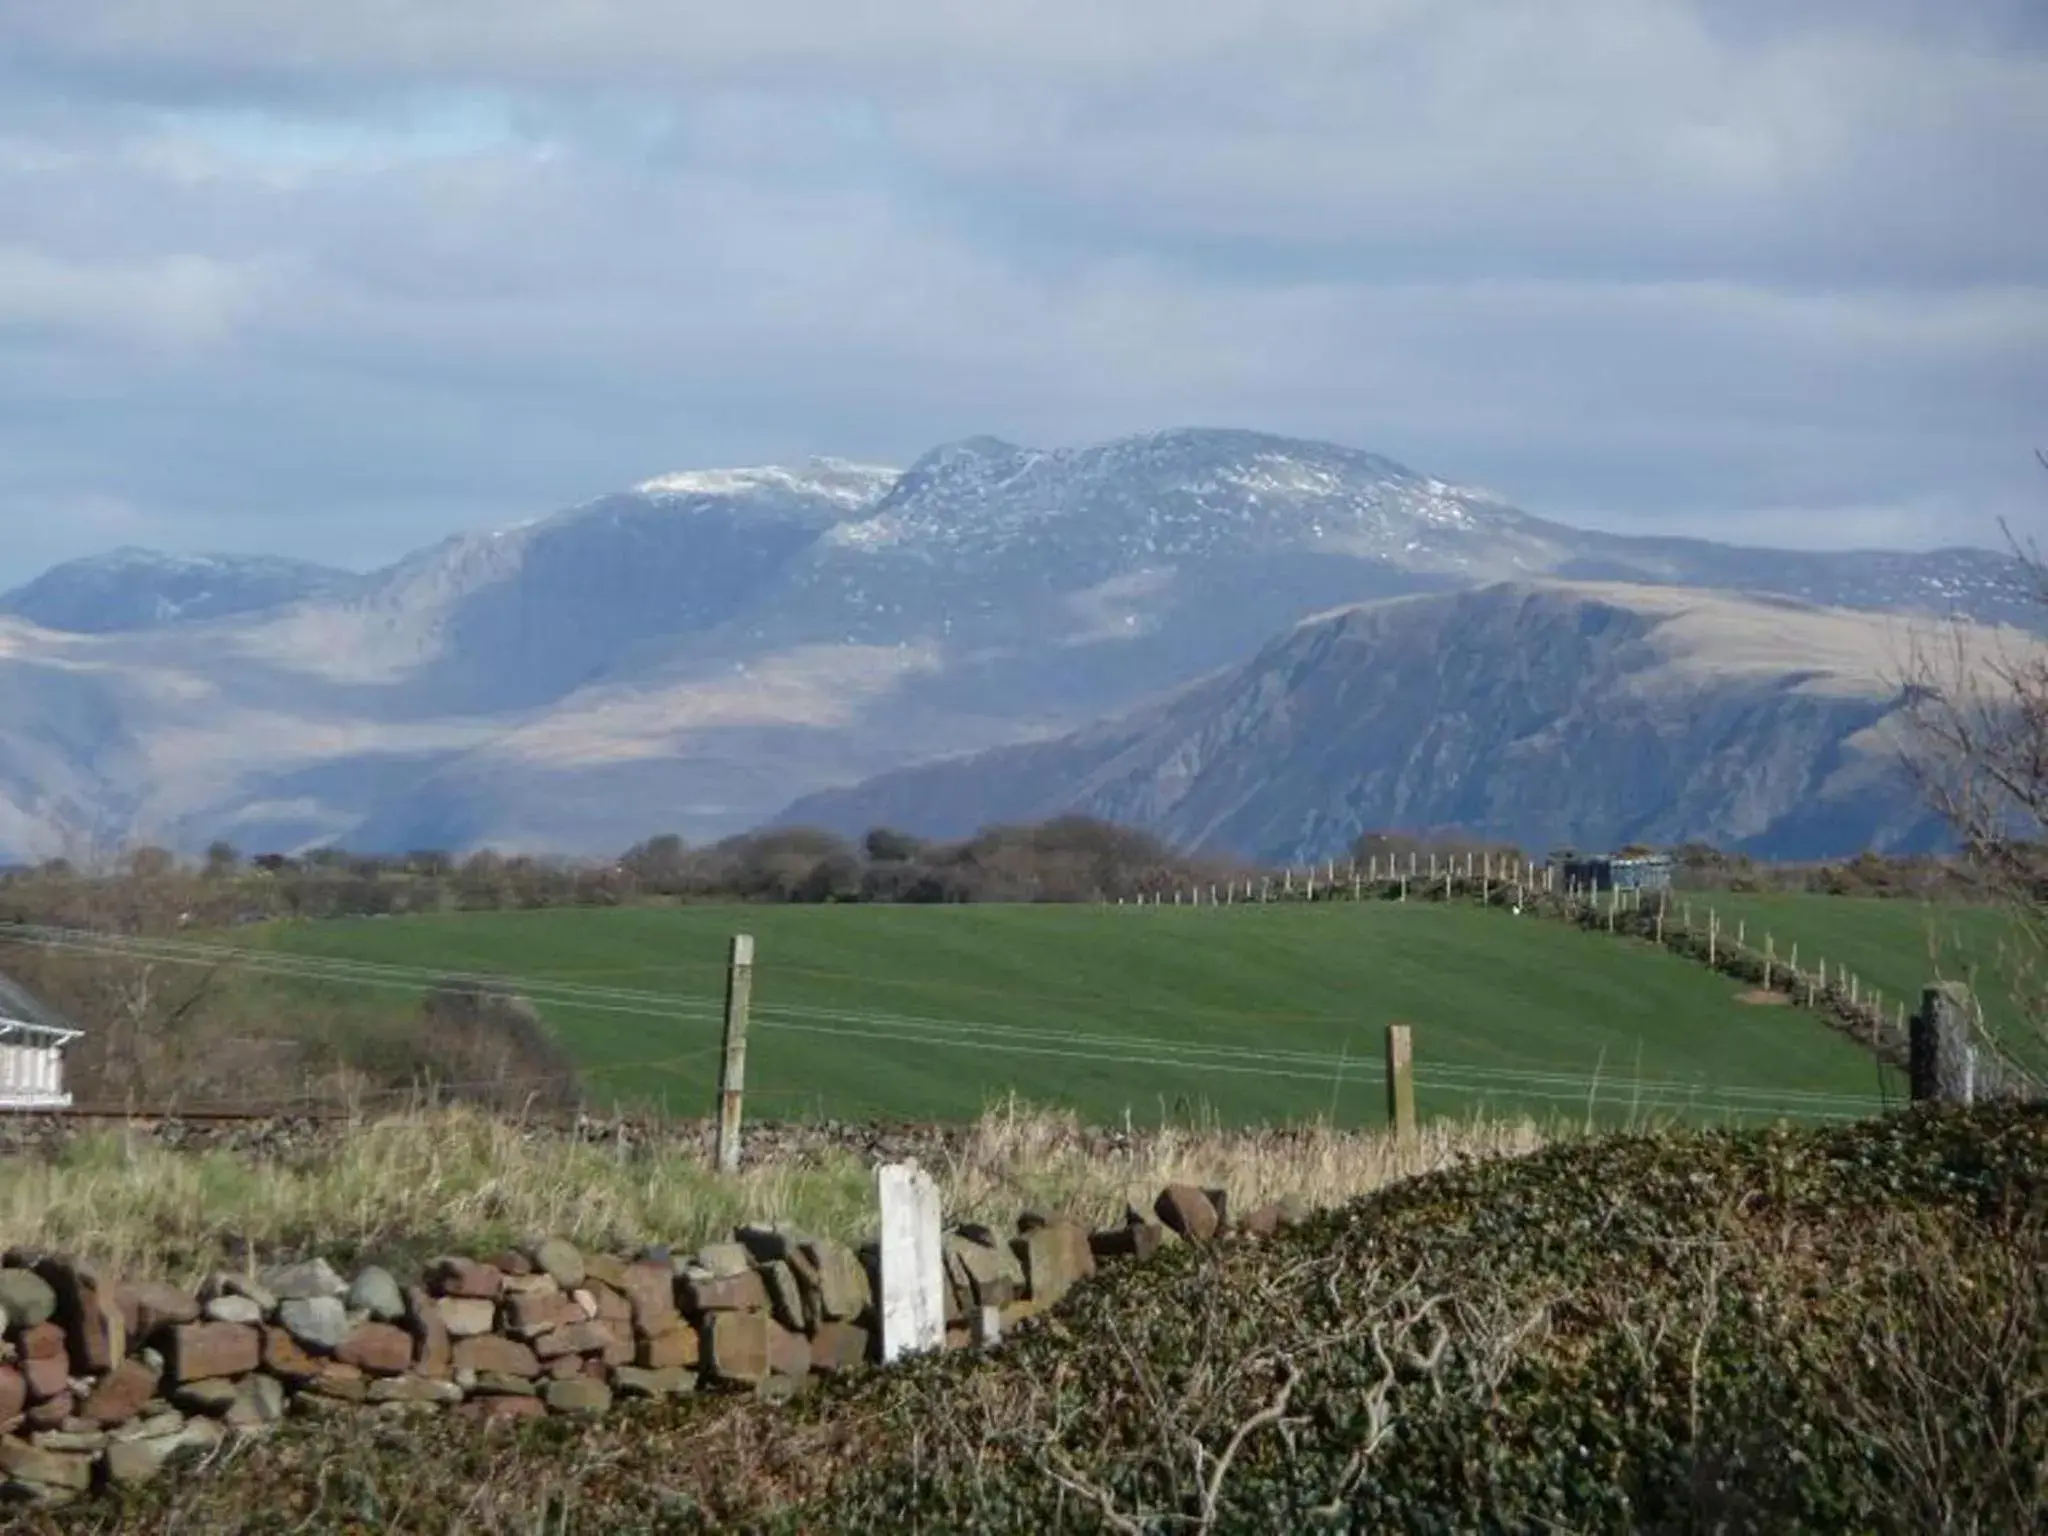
228,901,1893,1128
1667,891,2046,1072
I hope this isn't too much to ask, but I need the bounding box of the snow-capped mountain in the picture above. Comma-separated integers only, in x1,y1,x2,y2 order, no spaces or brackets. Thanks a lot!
0,549,355,633
0,429,2033,863
232,457,901,713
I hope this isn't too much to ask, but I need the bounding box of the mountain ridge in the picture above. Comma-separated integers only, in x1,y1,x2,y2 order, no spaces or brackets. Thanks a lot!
774,578,1995,862
0,428,2034,862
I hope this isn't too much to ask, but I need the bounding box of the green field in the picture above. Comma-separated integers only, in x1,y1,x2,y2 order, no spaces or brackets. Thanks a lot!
239,902,1893,1129
1666,891,2046,1071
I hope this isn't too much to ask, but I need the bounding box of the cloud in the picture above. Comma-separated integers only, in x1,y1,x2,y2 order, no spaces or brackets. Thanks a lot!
0,0,2043,586
0,245,263,346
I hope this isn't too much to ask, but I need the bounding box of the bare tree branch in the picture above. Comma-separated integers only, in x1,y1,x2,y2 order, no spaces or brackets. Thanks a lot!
1892,454,2048,1091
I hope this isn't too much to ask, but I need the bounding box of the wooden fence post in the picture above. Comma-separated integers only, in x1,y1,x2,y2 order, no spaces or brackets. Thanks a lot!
877,1162,946,1361
1385,1023,1417,1150
716,933,756,1173
1911,982,1978,1104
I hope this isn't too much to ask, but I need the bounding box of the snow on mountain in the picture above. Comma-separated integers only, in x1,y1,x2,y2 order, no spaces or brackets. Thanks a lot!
818,429,1536,568
227,459,905,708
635,457,899,510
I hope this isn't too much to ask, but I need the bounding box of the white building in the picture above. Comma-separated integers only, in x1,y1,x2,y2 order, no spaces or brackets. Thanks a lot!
0,971,79,1109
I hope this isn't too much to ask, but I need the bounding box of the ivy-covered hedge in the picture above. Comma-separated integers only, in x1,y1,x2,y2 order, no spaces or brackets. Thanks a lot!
779,1104,2044,1533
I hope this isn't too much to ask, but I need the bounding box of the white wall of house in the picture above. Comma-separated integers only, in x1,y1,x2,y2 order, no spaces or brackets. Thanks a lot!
0,1026,73,1108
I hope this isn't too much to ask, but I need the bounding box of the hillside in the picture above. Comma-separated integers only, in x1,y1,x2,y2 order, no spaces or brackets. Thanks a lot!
0,550,355,634
240,901,1883,1127
0,429,2034,862
778,580,2026,862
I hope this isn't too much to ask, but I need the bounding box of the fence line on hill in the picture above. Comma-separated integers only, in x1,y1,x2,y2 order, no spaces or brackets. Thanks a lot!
0,919,1898,1126
1118,855,2044,1101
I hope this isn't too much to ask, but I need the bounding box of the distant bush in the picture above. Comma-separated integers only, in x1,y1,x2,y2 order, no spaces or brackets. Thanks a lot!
360,980,584,1115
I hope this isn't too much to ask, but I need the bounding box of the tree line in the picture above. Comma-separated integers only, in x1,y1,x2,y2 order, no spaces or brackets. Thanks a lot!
0,817,1258,934
0,820,1993,942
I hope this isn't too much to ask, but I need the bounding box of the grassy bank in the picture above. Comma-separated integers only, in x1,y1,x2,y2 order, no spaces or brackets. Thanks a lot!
0,1099,1547,1283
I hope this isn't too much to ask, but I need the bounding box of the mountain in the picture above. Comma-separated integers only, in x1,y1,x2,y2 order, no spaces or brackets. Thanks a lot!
0,550,355,633
774,581,2014,863
0,430,2033,863
232,458,902,715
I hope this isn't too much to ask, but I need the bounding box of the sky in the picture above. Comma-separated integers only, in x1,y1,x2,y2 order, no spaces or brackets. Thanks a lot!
2,0,2046,588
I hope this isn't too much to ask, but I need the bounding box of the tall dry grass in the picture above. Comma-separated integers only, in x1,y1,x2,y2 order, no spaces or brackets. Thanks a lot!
0,1098,1549,1284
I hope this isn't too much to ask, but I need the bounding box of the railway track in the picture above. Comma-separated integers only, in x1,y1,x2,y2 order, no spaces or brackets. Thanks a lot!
10,1103,353,1124
0,1104,987,1163
3,1102,692,1130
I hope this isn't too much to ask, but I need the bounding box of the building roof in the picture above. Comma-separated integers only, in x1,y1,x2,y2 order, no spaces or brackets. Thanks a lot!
0,968,81,1044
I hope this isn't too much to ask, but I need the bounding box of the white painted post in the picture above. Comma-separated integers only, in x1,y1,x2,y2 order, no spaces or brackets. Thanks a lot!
878,1162,945,1362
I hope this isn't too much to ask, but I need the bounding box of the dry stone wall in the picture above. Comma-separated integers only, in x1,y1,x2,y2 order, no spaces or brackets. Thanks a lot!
0,1180,1299,1507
